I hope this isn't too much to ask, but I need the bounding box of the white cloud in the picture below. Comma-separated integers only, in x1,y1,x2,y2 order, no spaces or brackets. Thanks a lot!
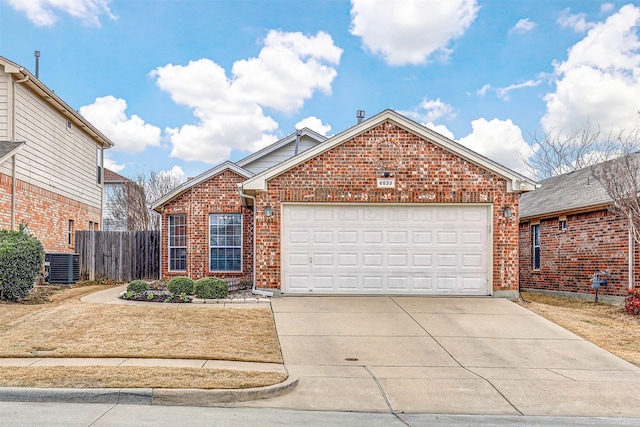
477,84,492,97
601,3,615,14
557,8,595,32
543,4,640,135
6,0,116,27
404,97,455,123
151,30,342,164
458,118,532,176
295,116,331,136
496,79,542,100
158,165,185,183
103,157,125,173
401,97,456,139
349,0,479,65
425,123,455,140
511,18,537,34
80,96,162,154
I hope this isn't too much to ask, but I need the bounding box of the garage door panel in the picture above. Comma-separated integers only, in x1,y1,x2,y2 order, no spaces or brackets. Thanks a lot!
282,204,490,295
363,276,383,289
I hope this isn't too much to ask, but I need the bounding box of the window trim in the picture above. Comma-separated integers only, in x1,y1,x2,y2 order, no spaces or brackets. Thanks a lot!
168,214,187,272
532,224,541,270
209,213,242,273
559,216,567,231
68,219,74,246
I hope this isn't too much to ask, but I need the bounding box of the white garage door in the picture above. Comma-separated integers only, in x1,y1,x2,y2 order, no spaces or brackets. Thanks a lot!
281,204,491,295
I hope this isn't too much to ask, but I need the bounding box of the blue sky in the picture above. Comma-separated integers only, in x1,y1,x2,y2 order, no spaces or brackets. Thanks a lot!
1,0,639,182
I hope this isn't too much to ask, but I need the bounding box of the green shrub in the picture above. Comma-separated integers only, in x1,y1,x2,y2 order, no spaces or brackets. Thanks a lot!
167,276,194,295
127,280,150,293
194,277,228,299
0,230,45,301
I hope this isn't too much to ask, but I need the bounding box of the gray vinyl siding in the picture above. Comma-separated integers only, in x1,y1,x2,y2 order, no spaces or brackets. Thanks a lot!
242,136,320,174
0,81,102,209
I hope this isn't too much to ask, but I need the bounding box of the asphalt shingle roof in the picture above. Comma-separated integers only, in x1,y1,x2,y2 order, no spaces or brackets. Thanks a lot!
0,141,25,163
520,164,612,219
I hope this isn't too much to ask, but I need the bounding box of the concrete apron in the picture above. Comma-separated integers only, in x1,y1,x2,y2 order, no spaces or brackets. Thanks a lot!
238,296,640,417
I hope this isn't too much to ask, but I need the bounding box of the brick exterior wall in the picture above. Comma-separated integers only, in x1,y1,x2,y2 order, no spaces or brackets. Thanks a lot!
519,209,639,297
160,169,253,281
254,121,520,292
0,171,101,252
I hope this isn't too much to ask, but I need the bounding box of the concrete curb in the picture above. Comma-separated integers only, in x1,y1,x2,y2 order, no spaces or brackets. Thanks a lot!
152,375,299,406
0,376,298,406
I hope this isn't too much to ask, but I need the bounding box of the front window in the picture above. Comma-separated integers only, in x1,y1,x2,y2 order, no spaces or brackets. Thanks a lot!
533,224,541,270
210,213,242,272
169,215,186,271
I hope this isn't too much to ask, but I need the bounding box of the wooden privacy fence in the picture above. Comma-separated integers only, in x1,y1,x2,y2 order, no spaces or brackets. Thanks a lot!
76,231,160,282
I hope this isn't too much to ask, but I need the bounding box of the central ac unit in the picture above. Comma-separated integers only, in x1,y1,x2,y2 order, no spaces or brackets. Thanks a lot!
45,253,80,284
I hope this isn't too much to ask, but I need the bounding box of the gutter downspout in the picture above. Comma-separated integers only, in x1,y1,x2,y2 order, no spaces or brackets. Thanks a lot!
237,185,273,297
11,73,30,230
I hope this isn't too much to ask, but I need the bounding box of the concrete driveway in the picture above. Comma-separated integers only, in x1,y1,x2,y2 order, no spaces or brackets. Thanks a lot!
239,296,640,417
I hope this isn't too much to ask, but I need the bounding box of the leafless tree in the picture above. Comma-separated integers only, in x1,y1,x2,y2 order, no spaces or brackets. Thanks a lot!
525,120,622,180
109,170,182,231
592,128,640,245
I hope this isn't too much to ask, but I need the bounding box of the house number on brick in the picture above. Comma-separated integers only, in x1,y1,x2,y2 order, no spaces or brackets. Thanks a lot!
377,178,395,188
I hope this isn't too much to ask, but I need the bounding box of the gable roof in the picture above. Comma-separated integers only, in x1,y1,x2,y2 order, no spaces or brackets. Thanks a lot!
241,109,537,194
151,161,253,212
0,56,114,149
236,127,327,168
104,168,132,183
0,140,26,165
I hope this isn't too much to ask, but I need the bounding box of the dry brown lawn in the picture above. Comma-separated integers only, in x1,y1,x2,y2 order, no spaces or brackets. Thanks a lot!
0,366,286,389
519,292,640,367
0,284,284,389
0,285,282,362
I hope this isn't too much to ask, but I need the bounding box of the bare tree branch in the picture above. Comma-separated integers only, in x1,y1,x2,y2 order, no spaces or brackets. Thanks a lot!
592,127,640,245
108,170,182,231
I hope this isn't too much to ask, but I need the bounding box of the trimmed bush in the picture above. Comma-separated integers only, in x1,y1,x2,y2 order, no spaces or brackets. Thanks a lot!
624,288,640,315
167,276,194,295
0,230,45,301
127,280,150,293
194,277,228,299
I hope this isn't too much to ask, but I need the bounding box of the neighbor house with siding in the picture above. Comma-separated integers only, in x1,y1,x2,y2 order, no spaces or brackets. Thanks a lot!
519,158,639,300
153,110,536,297
0,56,114,252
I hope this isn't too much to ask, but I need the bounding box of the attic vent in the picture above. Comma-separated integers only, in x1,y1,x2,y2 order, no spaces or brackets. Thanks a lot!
66,120,72,130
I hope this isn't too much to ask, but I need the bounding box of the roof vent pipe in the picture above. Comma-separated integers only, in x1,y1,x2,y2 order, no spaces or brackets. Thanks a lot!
34,51,40,79
356,110,365,124
294,129,302,155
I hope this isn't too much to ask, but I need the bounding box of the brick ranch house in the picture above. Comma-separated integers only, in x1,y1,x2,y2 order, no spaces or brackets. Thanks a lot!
519,158,640,301
0,56,113,252
153,110,536,297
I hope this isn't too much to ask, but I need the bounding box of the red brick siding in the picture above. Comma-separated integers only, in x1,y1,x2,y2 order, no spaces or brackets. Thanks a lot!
160,169,253,281
519,209,639,297
254,122,519,291
0,171,101,252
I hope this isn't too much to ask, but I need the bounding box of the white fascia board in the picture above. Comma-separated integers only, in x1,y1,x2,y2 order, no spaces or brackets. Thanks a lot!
236,128,327,168
151,161,253,211
242,109,537,193
1,56,115,148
